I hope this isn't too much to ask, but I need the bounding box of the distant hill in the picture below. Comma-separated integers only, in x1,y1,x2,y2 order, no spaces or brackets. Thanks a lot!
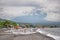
0,18,6,21
0,18,18,24
12,15,60,27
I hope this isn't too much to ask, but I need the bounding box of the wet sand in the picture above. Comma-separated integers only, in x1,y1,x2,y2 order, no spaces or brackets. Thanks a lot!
14,32,55,40
0,32,55,40
0,29,55,40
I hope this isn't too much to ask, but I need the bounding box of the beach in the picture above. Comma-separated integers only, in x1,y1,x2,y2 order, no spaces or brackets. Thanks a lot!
1,28,60,40
13,32,54,40
0,32,55,40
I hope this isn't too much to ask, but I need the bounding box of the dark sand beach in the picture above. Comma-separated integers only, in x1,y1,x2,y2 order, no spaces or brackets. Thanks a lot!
0,32,55,40
13,32,55,40
0,30,55,40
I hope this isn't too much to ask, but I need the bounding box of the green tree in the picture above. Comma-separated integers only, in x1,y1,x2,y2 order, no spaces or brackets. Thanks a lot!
30,24,35,28
54,25,57,28
25,24,30,28
0,21,4,28
12,22,17,26
3,20,11,28
49,25,53,28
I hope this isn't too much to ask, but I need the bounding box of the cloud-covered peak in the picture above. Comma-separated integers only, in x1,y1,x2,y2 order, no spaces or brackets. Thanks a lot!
0,6,35,19
0,0,60,22
0,6,45,20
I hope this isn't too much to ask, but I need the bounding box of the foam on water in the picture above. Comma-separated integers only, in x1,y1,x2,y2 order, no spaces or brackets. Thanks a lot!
5,28,36,35
36,29,48,35
37,29,60,40
47,33,60,40
5,28,60,40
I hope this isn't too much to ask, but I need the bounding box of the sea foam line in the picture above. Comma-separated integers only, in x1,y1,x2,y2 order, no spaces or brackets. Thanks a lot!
37,29,60,40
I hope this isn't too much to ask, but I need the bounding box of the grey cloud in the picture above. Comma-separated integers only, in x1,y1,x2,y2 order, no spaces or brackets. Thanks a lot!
0,0,60,22
0,0,43,8
47,0,60,3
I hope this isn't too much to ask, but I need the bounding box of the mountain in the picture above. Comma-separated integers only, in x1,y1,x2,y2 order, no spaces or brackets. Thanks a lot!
0,18,6,21
0,18,17,24
12,15,44,23
12,15,60,26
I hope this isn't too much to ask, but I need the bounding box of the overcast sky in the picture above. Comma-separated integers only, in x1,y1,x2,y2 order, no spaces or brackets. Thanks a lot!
0,0,60,22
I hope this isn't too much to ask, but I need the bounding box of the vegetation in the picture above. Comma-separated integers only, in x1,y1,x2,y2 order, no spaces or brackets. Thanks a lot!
20,24,36,28
0,19,58,28
0,20,17,28
49,25,57,28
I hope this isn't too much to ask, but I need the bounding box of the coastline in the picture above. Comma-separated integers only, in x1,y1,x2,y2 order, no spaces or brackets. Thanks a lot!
0,32,55,40
0,28,60,40
37,28,60,40
14,32,55,40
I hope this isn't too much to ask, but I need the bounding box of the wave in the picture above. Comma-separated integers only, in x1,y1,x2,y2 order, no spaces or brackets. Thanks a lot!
5,28,36,35
47,33,60,40
37,29,60,40
4,28,60,40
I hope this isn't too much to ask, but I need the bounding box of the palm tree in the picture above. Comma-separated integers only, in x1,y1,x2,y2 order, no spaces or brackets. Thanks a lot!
25,24,30,28
3,20,11,28
0,21,4,28
12,22,17,26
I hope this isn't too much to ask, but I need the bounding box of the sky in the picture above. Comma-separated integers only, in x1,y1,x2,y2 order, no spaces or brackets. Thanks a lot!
0,0,60,23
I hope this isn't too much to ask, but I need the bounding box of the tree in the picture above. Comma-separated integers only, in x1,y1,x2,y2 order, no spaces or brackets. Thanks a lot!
0,21,4,28
0,19,19,28
54,25,57,28
25,24,30,28
3,20,11,28
12,22,17,26
30,24,35,28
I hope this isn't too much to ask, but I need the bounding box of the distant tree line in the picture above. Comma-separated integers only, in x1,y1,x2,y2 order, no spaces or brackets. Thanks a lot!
0,20,17,28
0,20,57,28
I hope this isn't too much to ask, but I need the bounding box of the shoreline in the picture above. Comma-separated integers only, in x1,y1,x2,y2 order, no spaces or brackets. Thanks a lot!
0,32,55,40
13,32,55,40
1,28,60,40
37,28,60,40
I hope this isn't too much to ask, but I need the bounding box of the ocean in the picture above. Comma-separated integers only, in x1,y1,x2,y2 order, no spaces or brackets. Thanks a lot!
37,28,60,40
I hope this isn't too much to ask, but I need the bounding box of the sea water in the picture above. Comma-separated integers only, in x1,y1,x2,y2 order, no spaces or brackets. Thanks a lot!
37,28,60,40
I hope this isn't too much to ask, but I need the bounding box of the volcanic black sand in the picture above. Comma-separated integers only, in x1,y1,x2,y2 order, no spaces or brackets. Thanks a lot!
13,32,55,40
0,30,55,40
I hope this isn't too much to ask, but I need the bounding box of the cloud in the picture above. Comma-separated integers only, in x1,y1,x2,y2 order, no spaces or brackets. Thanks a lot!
0,6,35,20
0,0,60,22
45,13,60,22
43,0,60,22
